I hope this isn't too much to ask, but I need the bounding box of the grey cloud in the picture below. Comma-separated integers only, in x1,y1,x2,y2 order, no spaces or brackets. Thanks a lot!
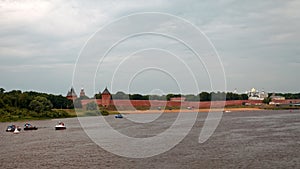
0,0,299,94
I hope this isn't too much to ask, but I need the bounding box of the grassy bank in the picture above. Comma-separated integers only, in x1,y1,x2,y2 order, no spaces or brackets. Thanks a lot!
61,109,120,117
0,108,76,122
2,105,299,122
0,107,121,122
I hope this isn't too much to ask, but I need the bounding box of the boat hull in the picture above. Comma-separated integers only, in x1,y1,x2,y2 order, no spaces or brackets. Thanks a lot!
55,126,66,130
24,127,38,130
6,128,21,132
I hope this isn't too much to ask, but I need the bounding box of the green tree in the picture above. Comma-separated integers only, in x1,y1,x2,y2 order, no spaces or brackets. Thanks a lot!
262,97,272,104
2,95,13,106
240,94,248,100
185,94,200,101
129,94,149,100
226,92,240,100
0,98,5,108
46,94,73,109
94,92,102,99
149,94,166,101
211,92,226,101
112,91,128,100
18,93,32,108
165,94,181,101
199,92,211,101
29,96,53,113
0,88,5,94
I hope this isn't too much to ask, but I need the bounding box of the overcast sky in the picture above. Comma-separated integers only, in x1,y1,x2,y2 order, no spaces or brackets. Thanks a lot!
0,0,299,96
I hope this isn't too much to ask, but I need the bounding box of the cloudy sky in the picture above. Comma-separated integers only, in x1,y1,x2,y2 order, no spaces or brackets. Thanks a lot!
0,0,299,96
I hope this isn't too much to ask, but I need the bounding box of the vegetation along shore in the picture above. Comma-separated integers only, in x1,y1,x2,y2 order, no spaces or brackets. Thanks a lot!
1,88,299,122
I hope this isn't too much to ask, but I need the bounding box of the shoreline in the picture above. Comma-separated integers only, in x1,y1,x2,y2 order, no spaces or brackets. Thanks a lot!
3,107,297,122
119,107,262,114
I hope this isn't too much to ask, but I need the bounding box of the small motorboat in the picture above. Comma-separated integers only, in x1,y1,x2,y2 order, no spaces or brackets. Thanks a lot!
24,123,38,130
115,114,123,118
223,110,231,113
55,121,66,130
6,125,21,132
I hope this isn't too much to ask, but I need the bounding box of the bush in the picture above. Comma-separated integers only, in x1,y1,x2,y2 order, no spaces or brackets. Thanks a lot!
29,96,53,113
263,97,272,104
85,111,101,116
101,110,109,116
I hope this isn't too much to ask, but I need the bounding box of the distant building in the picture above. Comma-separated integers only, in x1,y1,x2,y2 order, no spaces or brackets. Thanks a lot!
80,88,86,97
270,93,285,101
247,88,268,100
66,87,77,100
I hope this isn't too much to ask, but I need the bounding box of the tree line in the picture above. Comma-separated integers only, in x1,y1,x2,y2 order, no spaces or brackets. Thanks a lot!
109,91,300,101
0,88,73,121
109,91,249,101
270,93,300,99
0,88,74,109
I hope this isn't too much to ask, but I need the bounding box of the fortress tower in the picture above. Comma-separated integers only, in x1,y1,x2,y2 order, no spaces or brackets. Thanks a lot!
101,87,111,107
66,87,77,100
80,88,86,97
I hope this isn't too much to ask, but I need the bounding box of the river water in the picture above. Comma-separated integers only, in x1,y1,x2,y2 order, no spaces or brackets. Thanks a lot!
1,110,300,168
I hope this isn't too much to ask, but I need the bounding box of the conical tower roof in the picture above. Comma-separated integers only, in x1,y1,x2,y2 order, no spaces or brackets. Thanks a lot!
102,87,111,95
67,87,77,97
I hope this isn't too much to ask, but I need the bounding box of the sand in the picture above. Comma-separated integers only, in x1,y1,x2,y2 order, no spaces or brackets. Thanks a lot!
119,107,261,114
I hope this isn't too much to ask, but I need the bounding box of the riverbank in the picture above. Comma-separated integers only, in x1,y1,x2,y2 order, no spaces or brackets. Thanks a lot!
118,107,262,114
2,106,298,122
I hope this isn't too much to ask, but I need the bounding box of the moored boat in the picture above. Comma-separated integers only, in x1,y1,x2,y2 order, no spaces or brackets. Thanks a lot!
115,114,123,118
24,123,38,130
55,121,66,130
13,128,20,134
6,125,21,132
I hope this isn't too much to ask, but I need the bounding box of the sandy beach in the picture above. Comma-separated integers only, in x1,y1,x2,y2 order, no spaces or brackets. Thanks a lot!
119,107,261,114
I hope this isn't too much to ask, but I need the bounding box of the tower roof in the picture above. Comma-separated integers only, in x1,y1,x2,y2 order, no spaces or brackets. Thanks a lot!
102,87,111,95
67,87,77,97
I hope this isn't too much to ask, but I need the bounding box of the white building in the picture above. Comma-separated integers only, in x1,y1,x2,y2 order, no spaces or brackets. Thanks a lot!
247,88,268,100
270,93,285,101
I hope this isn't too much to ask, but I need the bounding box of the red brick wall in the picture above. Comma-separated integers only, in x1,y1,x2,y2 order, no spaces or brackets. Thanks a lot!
102,94,111,107
81,99,300,109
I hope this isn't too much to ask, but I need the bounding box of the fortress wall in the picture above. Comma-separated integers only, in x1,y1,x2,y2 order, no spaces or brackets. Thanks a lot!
81,99,300,109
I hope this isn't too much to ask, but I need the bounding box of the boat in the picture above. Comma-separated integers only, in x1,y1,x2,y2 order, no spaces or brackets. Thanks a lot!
223,110,232,113
55,121,66,130
23,123,38,130
115,114,123,118
13,128,20,134
6,125,21,132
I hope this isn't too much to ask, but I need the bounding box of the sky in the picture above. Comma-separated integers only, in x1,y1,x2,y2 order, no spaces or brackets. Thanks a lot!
0,0,299,97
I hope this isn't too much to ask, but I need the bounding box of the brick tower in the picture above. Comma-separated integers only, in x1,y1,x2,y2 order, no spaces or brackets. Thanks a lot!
80,88,86,97
66,87,77,100
101,87,111,107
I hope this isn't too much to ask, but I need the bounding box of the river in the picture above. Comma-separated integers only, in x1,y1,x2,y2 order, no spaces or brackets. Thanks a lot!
1,110,300,168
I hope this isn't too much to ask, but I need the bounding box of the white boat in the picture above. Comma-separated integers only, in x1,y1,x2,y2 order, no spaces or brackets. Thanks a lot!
55,122,66,130
6,125,21,132
13,128,20,134
223,110,231,113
